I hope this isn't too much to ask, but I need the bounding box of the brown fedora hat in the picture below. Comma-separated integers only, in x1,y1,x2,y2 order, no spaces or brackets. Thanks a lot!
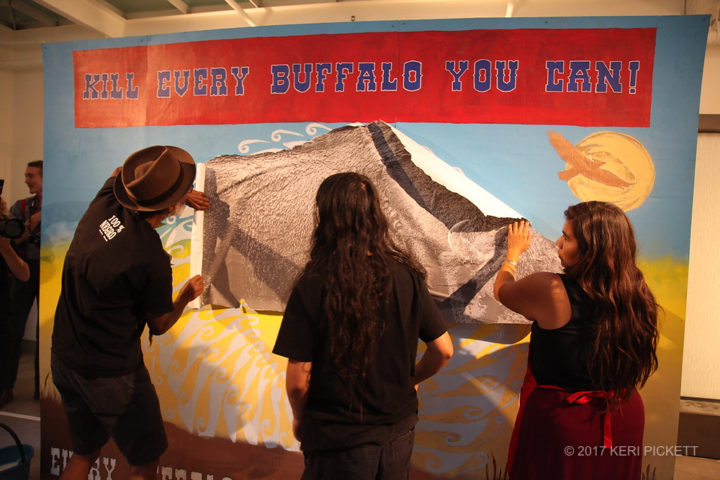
113,145,196,212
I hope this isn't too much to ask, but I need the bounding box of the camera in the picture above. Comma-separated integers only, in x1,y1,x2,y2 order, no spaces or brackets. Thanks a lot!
0,217,24,239
1,179,25,239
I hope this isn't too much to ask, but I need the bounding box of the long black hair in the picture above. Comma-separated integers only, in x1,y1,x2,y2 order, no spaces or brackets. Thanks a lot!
304,172,422,378
564,201,659,400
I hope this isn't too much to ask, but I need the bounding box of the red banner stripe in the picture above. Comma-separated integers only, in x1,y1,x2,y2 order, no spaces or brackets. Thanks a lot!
73,28,655,127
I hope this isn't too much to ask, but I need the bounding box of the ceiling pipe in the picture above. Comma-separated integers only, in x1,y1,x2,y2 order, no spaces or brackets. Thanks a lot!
224,0,257,26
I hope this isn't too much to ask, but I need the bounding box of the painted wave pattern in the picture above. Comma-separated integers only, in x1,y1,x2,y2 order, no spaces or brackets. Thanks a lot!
412,329,528,474
144,198,530,474
236,123,333,155
149,210,298,449
144,304,292,447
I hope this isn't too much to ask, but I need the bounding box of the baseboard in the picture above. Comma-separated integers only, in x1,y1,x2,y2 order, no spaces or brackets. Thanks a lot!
677,398,720,459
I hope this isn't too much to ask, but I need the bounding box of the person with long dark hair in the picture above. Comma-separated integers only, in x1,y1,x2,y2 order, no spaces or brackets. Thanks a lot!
273,172,453,479
493,201,659,480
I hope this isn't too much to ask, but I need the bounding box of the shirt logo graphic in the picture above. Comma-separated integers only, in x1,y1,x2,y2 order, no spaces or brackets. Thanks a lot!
99,215,125,242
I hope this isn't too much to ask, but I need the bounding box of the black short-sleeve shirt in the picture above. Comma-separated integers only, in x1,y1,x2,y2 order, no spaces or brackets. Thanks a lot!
273,259,447,452
52,177,174,378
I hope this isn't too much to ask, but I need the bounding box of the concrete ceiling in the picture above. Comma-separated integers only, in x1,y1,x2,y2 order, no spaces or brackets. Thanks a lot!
0,0,717,70
1,0,342,34
1,1,714,38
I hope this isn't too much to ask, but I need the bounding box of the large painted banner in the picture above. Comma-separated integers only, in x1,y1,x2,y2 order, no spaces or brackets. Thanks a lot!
73,28,654,127
40,16,708,480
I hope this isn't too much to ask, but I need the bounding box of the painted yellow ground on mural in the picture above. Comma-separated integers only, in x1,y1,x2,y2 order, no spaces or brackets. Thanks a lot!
637,256,687,478
639,257,687,346
38,241,69,402
37,239,688,478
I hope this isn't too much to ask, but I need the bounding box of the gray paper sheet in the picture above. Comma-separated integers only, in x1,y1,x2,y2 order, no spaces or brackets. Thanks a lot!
198,121,561,323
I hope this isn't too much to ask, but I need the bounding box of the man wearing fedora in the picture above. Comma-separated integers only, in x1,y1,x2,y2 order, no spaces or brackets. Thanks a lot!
51,145,209,480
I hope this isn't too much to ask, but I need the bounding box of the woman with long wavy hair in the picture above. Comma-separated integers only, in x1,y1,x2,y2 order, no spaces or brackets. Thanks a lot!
493,201,659,480
273,172,453,479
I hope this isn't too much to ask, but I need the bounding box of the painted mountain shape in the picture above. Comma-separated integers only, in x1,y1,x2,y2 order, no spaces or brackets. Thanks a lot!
194,121,560,324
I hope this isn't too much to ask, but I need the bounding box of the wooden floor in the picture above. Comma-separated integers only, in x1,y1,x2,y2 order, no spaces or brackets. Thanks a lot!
674,455,720,480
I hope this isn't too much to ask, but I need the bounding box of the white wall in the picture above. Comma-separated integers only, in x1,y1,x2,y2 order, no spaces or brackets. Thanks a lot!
684,40,720,399
9,69,44,199
1,0,720,399
684,132,720,399
700,45,720,113
1,69,43,206
0,70,13,205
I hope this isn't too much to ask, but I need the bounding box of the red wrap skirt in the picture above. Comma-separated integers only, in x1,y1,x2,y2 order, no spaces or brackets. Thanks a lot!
507,368,644,480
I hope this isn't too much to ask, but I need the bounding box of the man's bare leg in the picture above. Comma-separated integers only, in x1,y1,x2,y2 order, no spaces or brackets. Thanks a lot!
59,450,100,480
129,459,160,480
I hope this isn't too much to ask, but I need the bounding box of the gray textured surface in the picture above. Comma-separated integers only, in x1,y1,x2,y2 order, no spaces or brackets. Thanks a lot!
200,121,561,324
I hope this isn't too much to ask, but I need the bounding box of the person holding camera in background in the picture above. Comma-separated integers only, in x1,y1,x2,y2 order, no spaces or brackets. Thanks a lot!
2,160,43,405
0,186,31,408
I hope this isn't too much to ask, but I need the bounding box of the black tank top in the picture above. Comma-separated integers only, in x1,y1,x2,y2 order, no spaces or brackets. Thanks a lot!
529,274,596,391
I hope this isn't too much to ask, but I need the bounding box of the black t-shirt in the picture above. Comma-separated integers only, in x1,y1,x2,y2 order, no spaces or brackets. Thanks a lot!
0,258,8,320
529,274,595,391
0,255,10,326
0,259,11,384
9,195,41,261
52,177,174,378
273,259,447,452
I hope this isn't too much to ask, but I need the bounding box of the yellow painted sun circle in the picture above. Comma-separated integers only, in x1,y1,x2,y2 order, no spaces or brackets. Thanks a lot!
562,131,655,212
